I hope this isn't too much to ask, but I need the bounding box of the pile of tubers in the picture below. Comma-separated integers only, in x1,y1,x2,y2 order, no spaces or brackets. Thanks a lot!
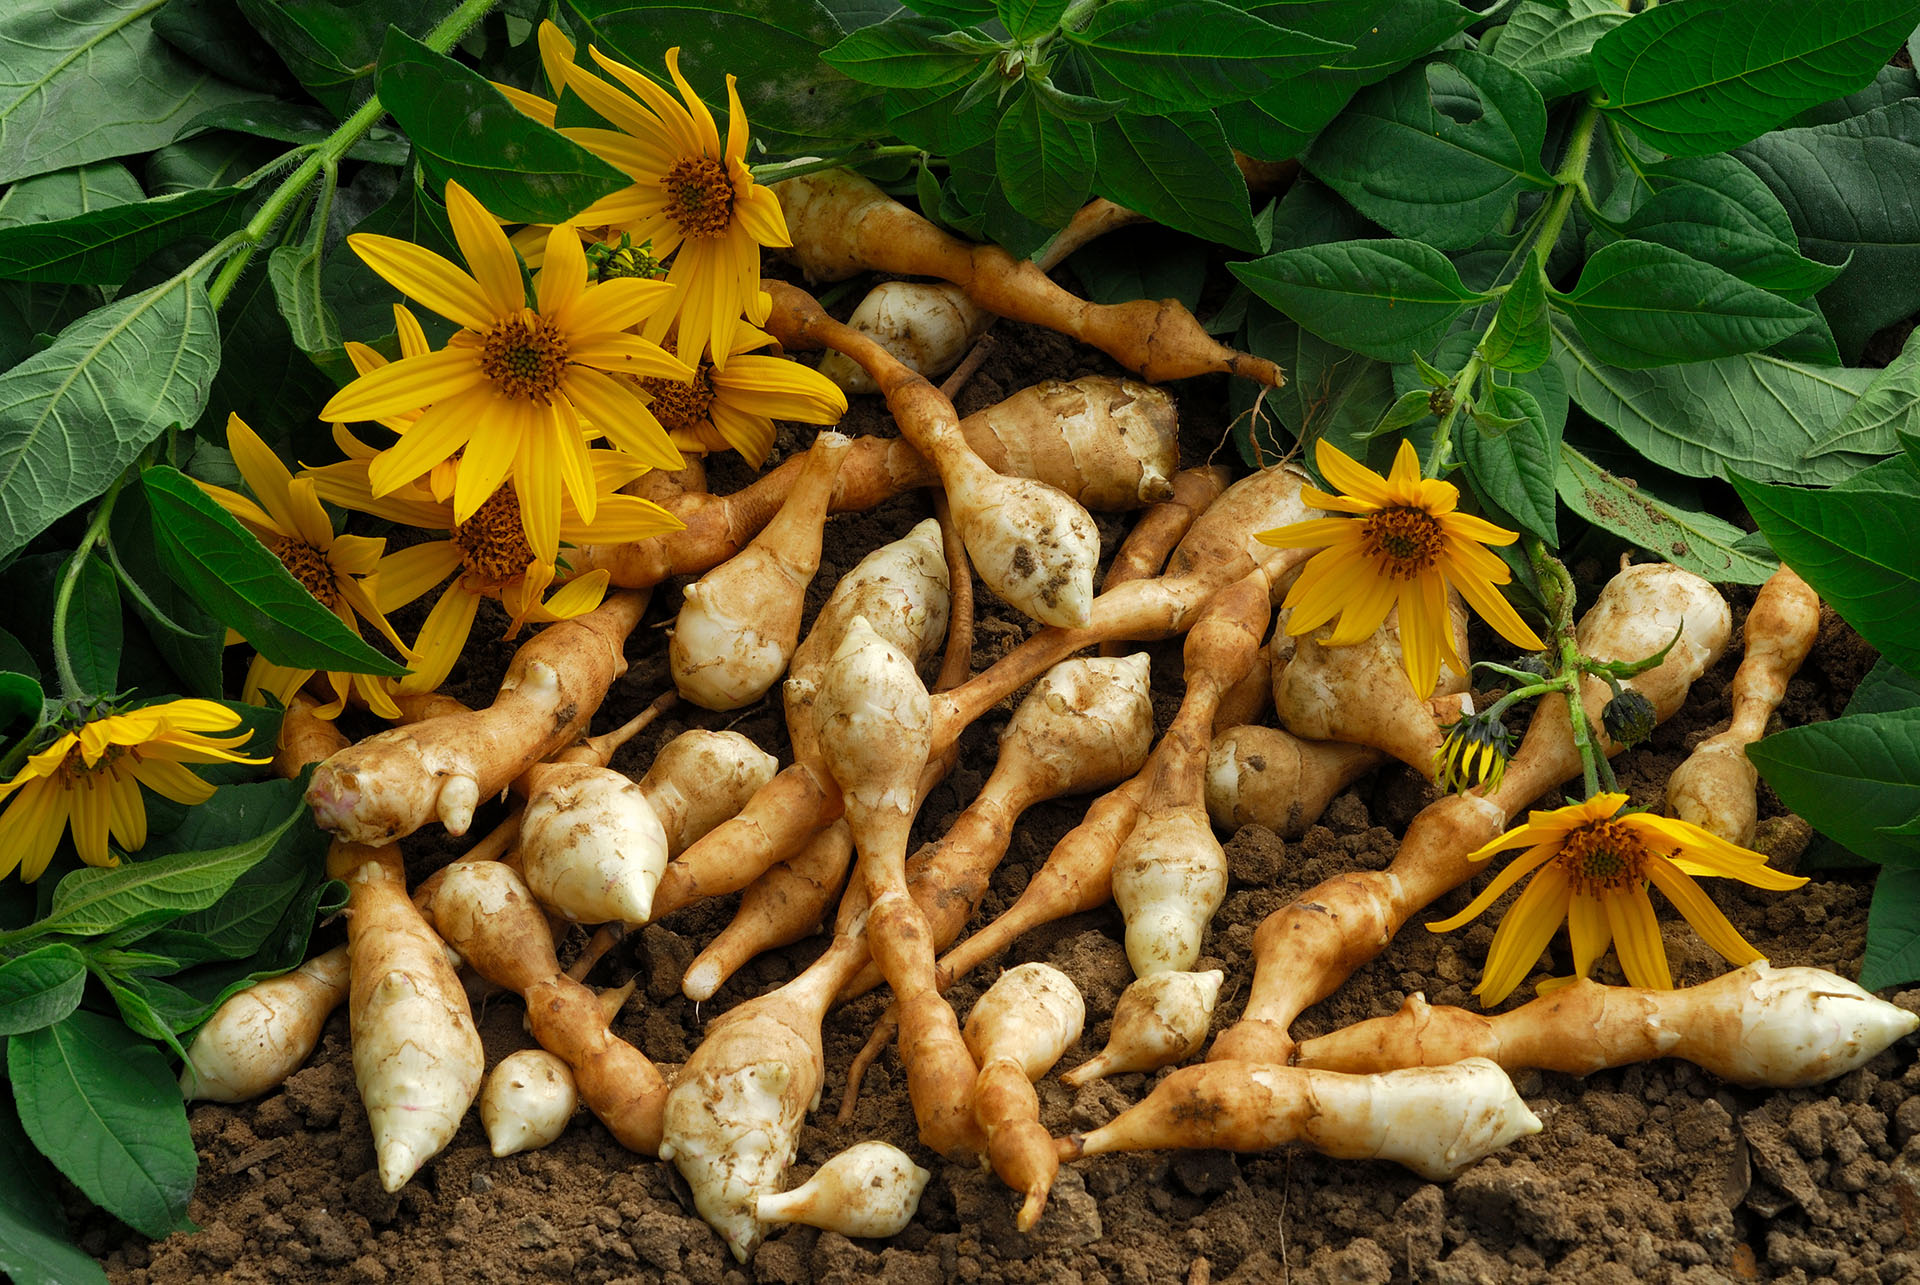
181,192,1916,1264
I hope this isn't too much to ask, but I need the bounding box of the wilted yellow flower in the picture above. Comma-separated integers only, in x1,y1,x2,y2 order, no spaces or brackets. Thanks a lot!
644,320,847,467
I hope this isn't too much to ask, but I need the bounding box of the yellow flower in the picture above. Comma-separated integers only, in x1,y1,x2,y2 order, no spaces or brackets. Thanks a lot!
1427,793,1809,1007
304,437,683,694
557,34,791,368
644,320,848,467
317,180,693,565
0,699,264,881
1259,439,1545,698
195,413,421,721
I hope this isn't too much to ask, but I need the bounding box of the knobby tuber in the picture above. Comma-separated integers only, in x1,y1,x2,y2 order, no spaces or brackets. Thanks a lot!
755,1141,931,1239
964,962,1086,1229
1204,725,1384,838
682,820,853,1003
1062,968,1225,1087
480,1048,578,1157
178,945,350,1102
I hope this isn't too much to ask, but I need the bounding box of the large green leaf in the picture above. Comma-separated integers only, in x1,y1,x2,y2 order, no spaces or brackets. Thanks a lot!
1730,468,1920,676
820,12,982,87
1553,322,1880,485
1483,0,1627,100
1810,330,1920,458
140,466,408,678
1230,239,1489,362
1549,240,1816,368
1736,100,1920,362
1230,299,1398,467
54,552,121,699
993,87,1095,229
1303,51,1553,249
106,484,224,699
1786,63,1920,129
202,251,343,466
173,100,408,165
9,1010,196,1239
1862,866,1920,990
1592,0,1920,157
143,130,279,196
319,173,460,354
0,1101,110,1285
1479,259,1549,374
1749,709,1920,868
0,162,145,229
0,186,253,285
1557,441,1776,584
0,0,264,185
0,944,87,1036
375,30,627,226
1607,173,1845,300
1459,382,1558,545
1091,111,1259,252
1067,0,1346,114
233,0,458,117
0,276,219,563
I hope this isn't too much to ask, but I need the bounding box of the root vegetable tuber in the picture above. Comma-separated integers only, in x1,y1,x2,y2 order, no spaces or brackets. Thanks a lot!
1293,962,1919,1088
1061,969,1224,1087
1058,1057,1540,1181
517,763,669,926
1204,726,1384,838
671,431,852,710
755,1140,931,1239
179,945,350,1101
639,731,780,858
943,378,1177,511
481,1048,578,1157
1099,466,1233,657
1666,565,1820,845
307,591,648,844
771,169,1282,387
681,820,853,1003
963,962,1086,1230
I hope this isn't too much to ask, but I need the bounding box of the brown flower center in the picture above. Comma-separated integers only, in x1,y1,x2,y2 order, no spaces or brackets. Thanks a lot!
1361,506,1444,579
1556,820,1649,896
272,537,339,607
481,314,570,403
453,486,534,582
663,156,735,238
641,358,716,435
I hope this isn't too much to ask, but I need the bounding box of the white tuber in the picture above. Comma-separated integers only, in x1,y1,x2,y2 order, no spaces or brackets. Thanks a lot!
1062,969,1225,1087
639,730,780,858
480,1048,578,1157
517,764,669,926
1204,725,1384,838
755,1140,931,1239
179,945,350,1102
964,962,1086,1229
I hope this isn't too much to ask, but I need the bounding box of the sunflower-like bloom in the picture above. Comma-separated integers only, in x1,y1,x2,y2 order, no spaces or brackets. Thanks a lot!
557,34,791,369
644,319,847,467
317,180,692,565
1259,439,1545,698
195,413,421,720
1427,793,1809,1007
304,432,683,694
0,700,265,881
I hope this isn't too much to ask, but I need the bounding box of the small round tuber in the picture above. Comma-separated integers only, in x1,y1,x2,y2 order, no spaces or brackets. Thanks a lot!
755,1140,932,1239
1061,969,1224,1087
480,1048,578,1157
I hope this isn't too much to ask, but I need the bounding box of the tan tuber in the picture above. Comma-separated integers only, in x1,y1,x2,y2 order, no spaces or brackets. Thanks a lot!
178,945,351,1102
755,1140,931,1239
1062,969,1225,1087
480,1048,578,1157
963,962,1086,1230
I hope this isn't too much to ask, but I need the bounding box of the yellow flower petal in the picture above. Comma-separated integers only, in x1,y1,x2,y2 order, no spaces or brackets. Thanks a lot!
131,757,217,806
1474,862,1571,1007
560,367,685,470
320,346,485,425
373,541,462,614
1603,886,1672,989
1646,856,1765,968
1446,561,1546,652
451,401,530,526
106,775,147,851
1256,516,1357,551
515,425,563,566
1624,813,1811,889
1312,439,1393,508
443,182,525,317
69,776,112,868
365,384,494,497
399,583,483,694
1427,839,1564,934
537,223,588,320
347,233,496,331
226,414,303,535
1565,889,1612,978
0,779,67,882
492,79,556,127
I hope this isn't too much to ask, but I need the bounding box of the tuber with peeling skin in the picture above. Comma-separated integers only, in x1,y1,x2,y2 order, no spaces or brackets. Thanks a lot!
681,820,854,1003
1666,565,1821,845
1205,725,1385,838
671,431,852,710
1058,1057,1540,1181
771,169,1283,387
755,1141,931,1239
1293,962,1919,1088
179,945,351,1102
481,1048,578,1157
1062,969,1224,1087
1210,563,1733,1067
964,963,1086,1230
306,591,648,844
766,281,1100,628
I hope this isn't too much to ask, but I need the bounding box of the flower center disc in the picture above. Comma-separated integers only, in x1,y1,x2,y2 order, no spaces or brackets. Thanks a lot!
1361,506,1444,579
642,363,716,434
454,486,535,581
272,537,339,607
663,157,735,238
481,315,570,403
1557,819,1650,895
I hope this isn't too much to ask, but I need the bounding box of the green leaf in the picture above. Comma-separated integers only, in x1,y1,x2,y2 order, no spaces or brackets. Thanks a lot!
1303,51,1553,250
1592,0,1920,157
54,553,120,699
1749,709,1920,868
1065,227,1207,312
1230,239,1490,362
9,1010,196,1239
1736,99,1920,362
1089,112,1259,252
994,87,1095,228
0,0,266,186
0,672,41,744
233,0,459,118
1480,260,1549,373
1557,441,1777,584
0,1099,110,1285
1785,62,1920,129
1811,329,1920,458
267,239,342,360
1609,179,1846,300
0,944,87,1036
173,100,408,165
205,249,345,465
0,186,253,286
1549,239,1815,368
1862,865,1920,990
1459,382,1558,544
140,466,407,678
105,486,224,699
142,130,279,196
0,276,219,564
1068,0,1347,114
1484,0,1627,100
1848,657,1920,718
375,29,627,225
151,0,304,98
1231,299,1398,468
319,172,459,353
883,81,1001,156
821,13,983,87
1553,321,1880,485
1730,470,1920,675
0,162,145,229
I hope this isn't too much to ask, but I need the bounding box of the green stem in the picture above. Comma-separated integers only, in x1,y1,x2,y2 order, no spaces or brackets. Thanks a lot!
1527,537,1616,797
749,145,927,186
51,476,129,701
206,0,501,310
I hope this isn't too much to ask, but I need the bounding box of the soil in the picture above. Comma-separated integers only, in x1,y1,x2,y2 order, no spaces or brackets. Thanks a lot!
89,317,1920,1285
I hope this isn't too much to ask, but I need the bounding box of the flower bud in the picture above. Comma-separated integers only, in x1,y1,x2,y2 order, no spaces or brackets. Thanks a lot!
1602,688,1657,747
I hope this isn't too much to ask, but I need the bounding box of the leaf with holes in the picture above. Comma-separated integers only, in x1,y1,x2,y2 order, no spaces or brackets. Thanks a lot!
1557,442,1775,584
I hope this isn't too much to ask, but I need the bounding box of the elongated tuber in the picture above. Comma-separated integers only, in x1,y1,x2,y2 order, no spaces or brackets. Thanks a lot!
179,945,351,1101
639,730,780,859
481,1048,578,1157
1294,963,1918,1088
681,820,853,1003
1062,969,1224,1087
755,1140,931,1239
1059,1057,1540,1181
964,962,1086,1229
